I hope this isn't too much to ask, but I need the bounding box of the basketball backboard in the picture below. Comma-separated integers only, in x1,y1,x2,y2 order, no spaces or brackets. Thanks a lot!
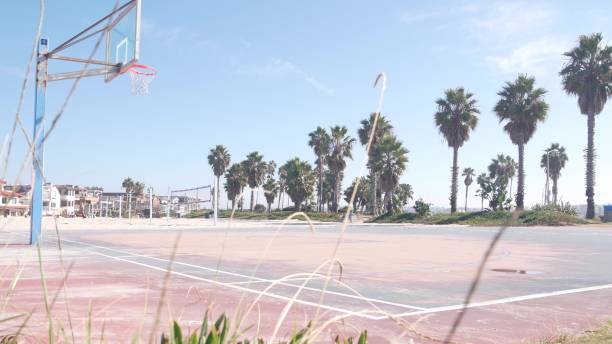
105,0,141,82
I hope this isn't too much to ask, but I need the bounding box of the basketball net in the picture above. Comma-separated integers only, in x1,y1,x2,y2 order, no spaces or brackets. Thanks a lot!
128,64,156,95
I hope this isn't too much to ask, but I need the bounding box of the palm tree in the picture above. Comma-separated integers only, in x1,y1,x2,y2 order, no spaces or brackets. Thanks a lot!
282,158,316,211
560,33,612,218
540,143,569,204
494,75,548,210
462,167,475,212
506,157,517,203
357,113,393,215
434,87,480,213
122,177,134,193
207,145,231,216
476,173,487,210
277,165,287,210
262,178,278,214
326,126,356,212
224,163,247,210
242,152,267,211
308,127,331,212
266,160,276,179
368,134,408,214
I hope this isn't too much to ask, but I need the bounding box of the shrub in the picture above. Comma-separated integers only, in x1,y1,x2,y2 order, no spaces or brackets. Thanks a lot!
531,202,578,216
253,204,267,213
413,198,431,217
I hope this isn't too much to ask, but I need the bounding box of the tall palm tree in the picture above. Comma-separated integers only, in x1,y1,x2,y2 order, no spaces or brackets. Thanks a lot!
326,125,355,212
434,87,479,213
277,165,287,210
308,127,331,212
462,167,475,212
224,163,247,210
242,152,267,211
494,75,548,210
368,134,408,214
506,157,517,203
560,33,612,218
207,145,231,215
540,143,569,204
357,113,393,215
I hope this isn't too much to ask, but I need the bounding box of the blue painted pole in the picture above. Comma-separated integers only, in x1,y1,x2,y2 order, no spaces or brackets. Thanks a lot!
30,38,48,245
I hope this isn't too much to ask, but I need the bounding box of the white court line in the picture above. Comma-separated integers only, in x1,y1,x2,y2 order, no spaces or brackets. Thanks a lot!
227,276,326,285
82,246,385,320
394,283,612,317
42,236,612,320
58,237,425,311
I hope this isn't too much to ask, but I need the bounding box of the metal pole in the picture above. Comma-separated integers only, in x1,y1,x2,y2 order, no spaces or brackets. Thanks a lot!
546,152,550,205
148,187,153,222
213,184,218,226
128,192,132,223
119,195,122,218
30,39,48,245
166,186,170,221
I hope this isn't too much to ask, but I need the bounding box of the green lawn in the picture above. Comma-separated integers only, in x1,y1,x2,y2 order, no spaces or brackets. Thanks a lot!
371,209,588,226
185,209,344,222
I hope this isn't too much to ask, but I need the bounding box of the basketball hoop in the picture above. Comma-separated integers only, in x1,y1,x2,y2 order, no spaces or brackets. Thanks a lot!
127,64,156,95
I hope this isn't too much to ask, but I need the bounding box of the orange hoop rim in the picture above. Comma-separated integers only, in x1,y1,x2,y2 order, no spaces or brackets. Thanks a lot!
127,63,157,76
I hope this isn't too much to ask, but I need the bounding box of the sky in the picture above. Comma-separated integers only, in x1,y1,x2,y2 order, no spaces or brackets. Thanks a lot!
1,0,612,209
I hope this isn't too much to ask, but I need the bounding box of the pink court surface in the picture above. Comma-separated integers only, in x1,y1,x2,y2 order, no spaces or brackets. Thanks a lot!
2,217,612,343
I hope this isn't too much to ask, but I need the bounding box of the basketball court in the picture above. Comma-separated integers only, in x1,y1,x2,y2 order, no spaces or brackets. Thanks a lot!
2,219,612,343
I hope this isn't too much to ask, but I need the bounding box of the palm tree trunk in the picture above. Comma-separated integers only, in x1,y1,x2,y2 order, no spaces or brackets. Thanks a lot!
250,189,255,211
586,112,596,219
481,195,484,210
517,143,525,210
216,176,220,216
465,185,469,212
450,146,459,213
318,156,323,212
277,190,282,210
333,176,340,212
240,187,244,211
384,191,391,214
371,171,377,215
509,177,513,203
552,177,558,204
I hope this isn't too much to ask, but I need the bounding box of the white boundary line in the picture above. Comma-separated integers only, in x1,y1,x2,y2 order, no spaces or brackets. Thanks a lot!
58,237,426,311
83,247,386,320
394,283,612,317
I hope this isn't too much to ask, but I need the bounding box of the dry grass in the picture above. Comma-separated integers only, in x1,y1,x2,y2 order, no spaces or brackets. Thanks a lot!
532,321,612,343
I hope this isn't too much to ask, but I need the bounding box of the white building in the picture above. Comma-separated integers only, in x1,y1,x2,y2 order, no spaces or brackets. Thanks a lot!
57,185,76,217
43,183,61,216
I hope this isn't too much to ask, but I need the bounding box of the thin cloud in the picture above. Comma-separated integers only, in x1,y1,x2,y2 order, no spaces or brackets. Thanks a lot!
485,38,568,75
141,18,209,47
236,58,334,95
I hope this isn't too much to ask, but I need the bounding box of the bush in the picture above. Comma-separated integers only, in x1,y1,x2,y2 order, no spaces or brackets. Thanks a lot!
413,198,431,217
253,204,267,213
531,202,578,216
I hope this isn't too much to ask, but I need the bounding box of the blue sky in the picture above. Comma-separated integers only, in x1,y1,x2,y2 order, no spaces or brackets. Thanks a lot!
1,0,612,208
